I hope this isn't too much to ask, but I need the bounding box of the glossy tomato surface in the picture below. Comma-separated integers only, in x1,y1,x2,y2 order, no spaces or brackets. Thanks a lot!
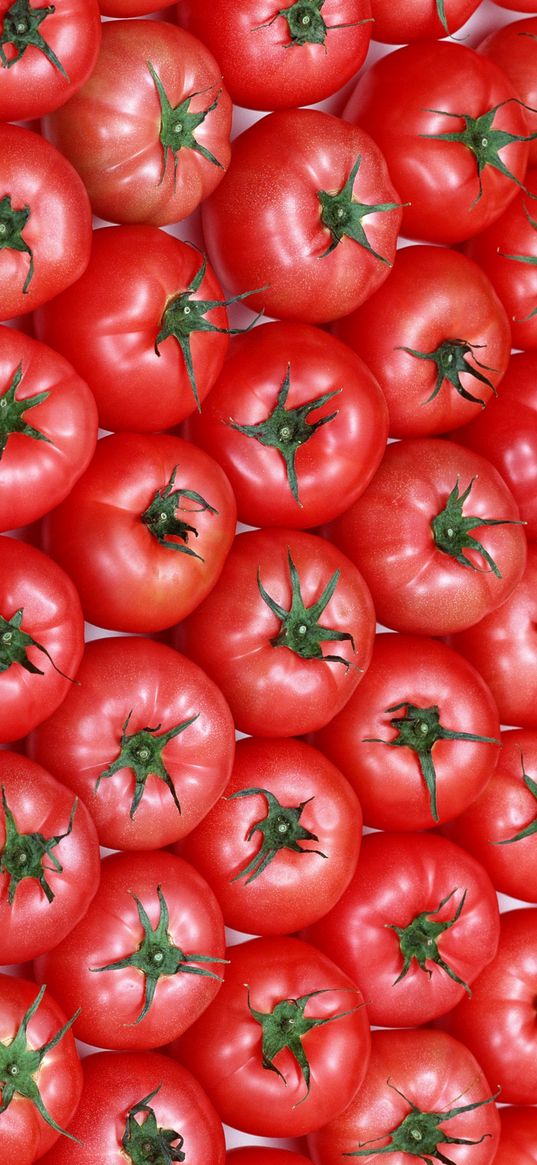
370,0,481,41
0,0,101,120
478,16,537,166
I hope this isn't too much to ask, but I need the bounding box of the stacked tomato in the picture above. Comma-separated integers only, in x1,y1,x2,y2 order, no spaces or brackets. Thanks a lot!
1,0,537,1162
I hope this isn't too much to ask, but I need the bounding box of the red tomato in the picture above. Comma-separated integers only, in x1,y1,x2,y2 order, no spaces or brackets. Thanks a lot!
34,226,251,433
313,633,501,832
307,1028,500,1165
333,244,511,438
34,850,227,1050
175,527,376,737
304,831,500,1028
179,736,362,936
43,20,232,227
329,438,527,636
0,123,91,320
478,17,537,167
177,0,372,111
0,326,97,532
201,108,404,324
0,974,82,1165
41,432,237,633
173,935,371,1138
227,1152,313,1165
344,41,535,243
369,0,481,42
184,321,388,529
493,0,537,11
38,1049,226,1165
495,1106,537,1164
0,536,84,743
0,0,101,120
27,635,235,852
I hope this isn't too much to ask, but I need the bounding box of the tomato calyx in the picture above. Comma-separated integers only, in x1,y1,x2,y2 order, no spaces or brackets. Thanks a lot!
0,0,68,79
228,786,327,883
498,203,537,322
388,887,471,995
397,339,498,408
493,752,537,845
155,251,265,410
431,476,523,577
147,63,224,191
245,983,361,1103
227,365,341,505
141,466,217,560
257,549,355,666
0,786,77,904
344,1078,500,1161
0,984,80,1141
94,708,199,820
318,155,405,259
0,607,76,681
364,701,500,822
0,361,51,457
420,98,537,209
122,1085,185,1165
90,884,227,1025
0,193,33,294
253,0,370,48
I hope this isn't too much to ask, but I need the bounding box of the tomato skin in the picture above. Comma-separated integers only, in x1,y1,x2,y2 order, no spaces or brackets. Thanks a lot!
0,0,101,121
329,438,527,636
495,1106,537,1164
27,636,235,852
227,1152,313,1165
333,245,511,438
304,830,500,1028
478,17,537,167
184,321,388,529
179,736,362,935
43,20,232,227
307,1028,500,1165
34,850,227,1050
175,527,376,737
38,1049,226,1165
34,226,234,433
41,432,237,634
201,108,403,325
177,0,372,111
344,41,533,244
370,0,481,42
173,935,371,1138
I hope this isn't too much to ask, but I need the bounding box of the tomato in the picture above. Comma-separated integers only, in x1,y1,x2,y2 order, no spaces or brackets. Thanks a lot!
369,0,481,42
184,321,388,529
493,0,537,11
38,1049,226,1165
201,108,404,325
41,432,237,634
0,0,101,121
305,830,500,1028
175,526,376,737
0,326,97,532
495,1106,537,1165
173,935,370,1138
478,17,537,167
307,1028,500,1165
34,850,227,1050
0,973,82,1165
313,632,501,832
179,735,361,936
27,635,235,852
43,20,232,227
226,1152,313,1165
177,0,372,111
0,536,84,744
34,225,255,432
343,40,535,243
451,543,537,730
0,123,91,321
439,907,537,1105
332,244,511,439
329,438,527,636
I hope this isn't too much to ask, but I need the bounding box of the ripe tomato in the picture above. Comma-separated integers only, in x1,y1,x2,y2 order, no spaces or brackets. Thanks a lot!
27,635,235,852
43,20,232,227
201,108,404,324
41,432,237,633
478,16,537,167
369,0,481,42
0,0,101,121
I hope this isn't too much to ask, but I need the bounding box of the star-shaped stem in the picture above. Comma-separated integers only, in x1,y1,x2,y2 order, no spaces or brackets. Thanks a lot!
228,787,326,884
140,465,217,560
318,154,405,258
397,339,498,408
148,62,224,191
227,366,340,505
94,708,199,819
0,786,77,904
388,888,471,994
90,884,227,1025
122,1086,185,1165
0,362,51,457
431,476,524,577
0,0,68,78
493,752,537,845
498,203,537,321
0,193,33,294
253,0,371,47
257,548,355,667
0,607,75,681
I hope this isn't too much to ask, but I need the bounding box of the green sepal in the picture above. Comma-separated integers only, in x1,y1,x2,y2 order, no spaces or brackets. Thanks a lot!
389,887,471,995
148,61,224,190
95,708,199,819
398,339,498,408
140,465,217,559
0,0,68,79
0,193,33,294
0,786,77,904
258,548,355,667
0,361,51,458
228,786,326,884
431,476,525,577
492,752,537,845
318,154,406,259
0,607,76,682
253,0,372,48
122,1085,185,1165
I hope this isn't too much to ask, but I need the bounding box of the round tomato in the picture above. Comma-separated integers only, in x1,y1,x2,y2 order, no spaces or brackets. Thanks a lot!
175,527,376,737
478,16,537,167
0,0,101,121
41,432,237,633
34,850,227,1050
495,1106,537,1165
201,108,404,324
369,0,481,42
329,437,527,636
43,20,232,227
27,635,235,852
184,320,388,528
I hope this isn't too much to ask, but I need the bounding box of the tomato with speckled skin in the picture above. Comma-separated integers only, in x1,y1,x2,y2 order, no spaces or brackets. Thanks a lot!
370,0,481,42
0,0,101,121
